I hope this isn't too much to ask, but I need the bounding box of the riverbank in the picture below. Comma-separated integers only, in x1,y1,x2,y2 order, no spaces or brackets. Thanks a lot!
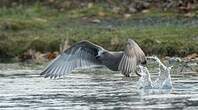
0,3,197,62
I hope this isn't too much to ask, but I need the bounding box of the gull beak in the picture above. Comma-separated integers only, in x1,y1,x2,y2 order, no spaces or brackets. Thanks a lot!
96,55,100,59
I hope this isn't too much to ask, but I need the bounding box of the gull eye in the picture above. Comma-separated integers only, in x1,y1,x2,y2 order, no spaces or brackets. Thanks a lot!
102,52,106,54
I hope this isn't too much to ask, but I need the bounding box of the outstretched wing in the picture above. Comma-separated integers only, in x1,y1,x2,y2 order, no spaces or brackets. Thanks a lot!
40,40,103,78
118,39,146,77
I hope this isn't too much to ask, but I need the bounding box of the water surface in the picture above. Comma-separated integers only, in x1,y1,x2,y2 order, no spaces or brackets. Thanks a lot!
0,63,198,110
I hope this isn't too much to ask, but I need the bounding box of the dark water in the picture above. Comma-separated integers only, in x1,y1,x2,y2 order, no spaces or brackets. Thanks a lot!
0,63,198,110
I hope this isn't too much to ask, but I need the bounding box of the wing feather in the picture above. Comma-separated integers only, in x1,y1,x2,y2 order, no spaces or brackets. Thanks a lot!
41,40,103,78
118,39,145,77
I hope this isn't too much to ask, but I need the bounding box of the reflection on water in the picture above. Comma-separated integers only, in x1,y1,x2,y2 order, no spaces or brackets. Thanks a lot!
0,63,198,109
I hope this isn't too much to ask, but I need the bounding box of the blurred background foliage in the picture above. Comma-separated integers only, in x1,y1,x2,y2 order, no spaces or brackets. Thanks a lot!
0,0,197,61
0,0,197,12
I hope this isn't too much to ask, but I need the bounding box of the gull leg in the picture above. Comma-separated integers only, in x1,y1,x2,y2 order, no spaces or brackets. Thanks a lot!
125,74,130,77
180,64,185,72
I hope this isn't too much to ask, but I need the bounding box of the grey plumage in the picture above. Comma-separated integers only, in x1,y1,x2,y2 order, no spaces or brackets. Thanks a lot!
40,39,146,78
118,39,146,77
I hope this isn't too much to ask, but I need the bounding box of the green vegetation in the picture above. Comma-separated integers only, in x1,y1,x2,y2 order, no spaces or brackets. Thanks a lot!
0,3,197,61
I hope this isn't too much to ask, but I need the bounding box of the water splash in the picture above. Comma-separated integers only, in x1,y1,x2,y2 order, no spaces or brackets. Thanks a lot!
0,63,198,109
136,65,152,89
137,56,173,89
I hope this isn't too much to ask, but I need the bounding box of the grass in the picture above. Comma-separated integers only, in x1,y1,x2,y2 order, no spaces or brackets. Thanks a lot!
0,3,197,61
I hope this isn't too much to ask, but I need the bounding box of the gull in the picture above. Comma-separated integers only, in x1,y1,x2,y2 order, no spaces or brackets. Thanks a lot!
40,39,146,78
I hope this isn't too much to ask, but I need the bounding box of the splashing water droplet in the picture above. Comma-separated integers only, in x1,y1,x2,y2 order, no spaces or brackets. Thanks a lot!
137,56,173,89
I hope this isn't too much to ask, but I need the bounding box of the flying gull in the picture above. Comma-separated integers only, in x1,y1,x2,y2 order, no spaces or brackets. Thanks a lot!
40,39,146,78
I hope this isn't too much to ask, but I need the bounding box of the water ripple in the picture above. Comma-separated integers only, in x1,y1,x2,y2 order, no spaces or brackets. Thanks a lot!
0,64,198,109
